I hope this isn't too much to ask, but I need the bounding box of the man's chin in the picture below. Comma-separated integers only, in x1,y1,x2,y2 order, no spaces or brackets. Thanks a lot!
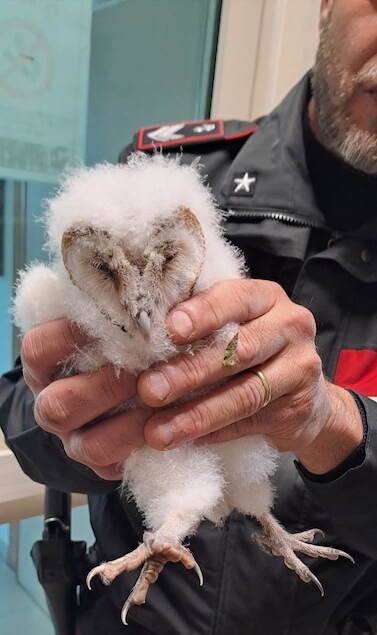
337,127,377,174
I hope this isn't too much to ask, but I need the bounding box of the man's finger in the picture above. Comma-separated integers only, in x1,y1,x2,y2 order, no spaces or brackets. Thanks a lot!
167,278,283,344
138,310,289,407
143,365,278,449
62,407,148,467
21,318,90,393
144,344,321,450
34,367,138,434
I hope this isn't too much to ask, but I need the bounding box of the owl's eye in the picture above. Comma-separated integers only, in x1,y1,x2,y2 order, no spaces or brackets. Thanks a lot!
164,249,178,264
92,260,106,270
92,260,114,278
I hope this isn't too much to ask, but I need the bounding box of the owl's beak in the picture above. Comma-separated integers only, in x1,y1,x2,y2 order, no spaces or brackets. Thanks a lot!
137,309,151,342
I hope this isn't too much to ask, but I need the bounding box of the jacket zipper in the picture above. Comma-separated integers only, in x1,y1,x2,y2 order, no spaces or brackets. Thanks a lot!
226,208,325,230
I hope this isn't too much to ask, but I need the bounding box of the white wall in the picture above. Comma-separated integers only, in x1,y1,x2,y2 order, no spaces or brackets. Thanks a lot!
211,0,321,121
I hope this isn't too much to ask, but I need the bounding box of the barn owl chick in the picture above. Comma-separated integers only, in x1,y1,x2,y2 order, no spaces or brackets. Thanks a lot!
13,153,352,626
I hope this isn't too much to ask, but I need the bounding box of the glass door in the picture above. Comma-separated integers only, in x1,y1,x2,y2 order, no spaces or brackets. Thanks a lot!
0,1,222,632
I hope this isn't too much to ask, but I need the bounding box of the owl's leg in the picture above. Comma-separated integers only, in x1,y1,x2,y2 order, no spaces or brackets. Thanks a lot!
86,517,202,625
254,510,354,595
87,444,225,623
225,462,354,595
120,528,203,625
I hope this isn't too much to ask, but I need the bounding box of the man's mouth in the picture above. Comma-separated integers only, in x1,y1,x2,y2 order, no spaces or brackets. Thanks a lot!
366,88,377,108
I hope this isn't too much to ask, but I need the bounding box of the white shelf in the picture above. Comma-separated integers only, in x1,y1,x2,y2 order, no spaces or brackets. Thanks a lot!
0,449,86,524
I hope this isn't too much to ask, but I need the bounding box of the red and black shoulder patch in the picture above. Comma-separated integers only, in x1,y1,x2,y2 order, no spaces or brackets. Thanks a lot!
334,349,377,398
135,119,257,151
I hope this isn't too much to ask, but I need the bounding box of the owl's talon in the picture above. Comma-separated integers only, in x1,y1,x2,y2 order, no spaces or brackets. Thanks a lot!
119,545,203,625
86,542,151,590
121,600,132,626
86,565,108,590
256,512,353,596
294,528,325,541
87,533,204,625
342,552,356,564
194,560,204,586
306,570,324,597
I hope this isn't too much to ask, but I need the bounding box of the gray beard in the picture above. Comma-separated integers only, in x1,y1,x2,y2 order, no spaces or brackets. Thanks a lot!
336,128,377,175
311,22,377,175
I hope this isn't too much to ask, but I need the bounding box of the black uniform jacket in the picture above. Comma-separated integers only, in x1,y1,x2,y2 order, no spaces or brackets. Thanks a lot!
2,75,377,635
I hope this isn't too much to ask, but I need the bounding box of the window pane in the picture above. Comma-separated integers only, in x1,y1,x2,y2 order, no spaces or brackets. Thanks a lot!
0,1,221,633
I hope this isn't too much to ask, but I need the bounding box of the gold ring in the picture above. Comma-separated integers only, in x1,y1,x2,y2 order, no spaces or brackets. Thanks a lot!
253,370,272,408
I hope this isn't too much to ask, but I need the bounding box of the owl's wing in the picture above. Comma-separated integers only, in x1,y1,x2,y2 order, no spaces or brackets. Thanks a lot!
13,263,65,333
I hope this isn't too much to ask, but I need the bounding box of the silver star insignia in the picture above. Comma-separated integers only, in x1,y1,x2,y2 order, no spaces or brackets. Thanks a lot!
233,172,256,193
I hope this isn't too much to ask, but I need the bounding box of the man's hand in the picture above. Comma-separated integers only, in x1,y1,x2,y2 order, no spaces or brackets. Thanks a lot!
21,279,364,481
138,279,363,475
21,318,147,480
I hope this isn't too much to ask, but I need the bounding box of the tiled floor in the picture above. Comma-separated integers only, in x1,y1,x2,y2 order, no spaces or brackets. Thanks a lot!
0,559,54,635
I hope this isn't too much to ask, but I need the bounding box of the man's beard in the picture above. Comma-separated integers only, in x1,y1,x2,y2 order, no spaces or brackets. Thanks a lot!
311,16,377,175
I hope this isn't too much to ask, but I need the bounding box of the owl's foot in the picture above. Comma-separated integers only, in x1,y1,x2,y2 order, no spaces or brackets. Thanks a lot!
120,545,202,625
120,555,166,625
86,532,203,624
255,512,354,596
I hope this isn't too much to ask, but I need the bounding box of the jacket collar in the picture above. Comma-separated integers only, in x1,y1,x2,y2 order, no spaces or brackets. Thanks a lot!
219,73,328,228
220,72,377,248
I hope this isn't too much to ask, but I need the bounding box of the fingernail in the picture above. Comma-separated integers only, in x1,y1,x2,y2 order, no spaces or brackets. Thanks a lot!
155,421,175,447
171,310,194,339
148,370,171,401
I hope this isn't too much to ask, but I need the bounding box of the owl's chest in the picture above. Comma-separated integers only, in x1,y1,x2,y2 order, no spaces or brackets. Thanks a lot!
70,329,179,375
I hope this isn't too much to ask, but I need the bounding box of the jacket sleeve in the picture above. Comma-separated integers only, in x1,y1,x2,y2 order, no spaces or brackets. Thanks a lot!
297,394,377,559
0,362,120,494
